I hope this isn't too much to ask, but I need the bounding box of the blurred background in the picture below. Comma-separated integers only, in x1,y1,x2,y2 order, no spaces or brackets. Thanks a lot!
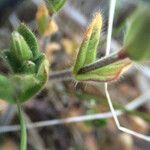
0,0,150,149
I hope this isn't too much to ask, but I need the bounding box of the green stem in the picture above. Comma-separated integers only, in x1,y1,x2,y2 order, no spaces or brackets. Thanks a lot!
48,54,119,81
17,104,27,150
48,51,129,81
78,51,126,74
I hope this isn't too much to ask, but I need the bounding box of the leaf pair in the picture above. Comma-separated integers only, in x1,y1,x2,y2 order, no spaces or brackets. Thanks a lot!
0,24,49,104
73,13,132,82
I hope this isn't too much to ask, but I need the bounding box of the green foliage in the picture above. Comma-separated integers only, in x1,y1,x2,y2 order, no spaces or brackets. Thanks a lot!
73,13,102,74
10,32,33,62
73,13,132,82
44,0,67,14
17,23,40,59
85,109,107,128
0,24,49,104
0,75,14,103
85,119,107,128
75,59,132,82
124,5,150,62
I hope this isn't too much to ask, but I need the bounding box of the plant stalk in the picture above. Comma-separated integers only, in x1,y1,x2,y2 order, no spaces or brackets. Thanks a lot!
49,51,127,81
78,51,126,74
17,104,27,150
49,69,73,81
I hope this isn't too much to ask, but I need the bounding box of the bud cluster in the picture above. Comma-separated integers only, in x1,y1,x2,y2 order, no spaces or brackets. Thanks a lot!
1,24,49,103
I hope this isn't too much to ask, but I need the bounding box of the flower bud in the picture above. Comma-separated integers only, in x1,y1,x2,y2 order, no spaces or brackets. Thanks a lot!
36,54,49,82
10,32,33,62
124,6,150,62
17,24,40,59
73,13,103,74
22,61,36,74
0,24,49,104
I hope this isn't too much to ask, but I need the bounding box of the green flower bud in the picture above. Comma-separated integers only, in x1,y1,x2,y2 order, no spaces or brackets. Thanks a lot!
21,61,36,74
44,0,66,14
10,32,33,62
35,54,49,82
0,24,49,104
124,6,150,62
73,13,103,74
17,24,40,59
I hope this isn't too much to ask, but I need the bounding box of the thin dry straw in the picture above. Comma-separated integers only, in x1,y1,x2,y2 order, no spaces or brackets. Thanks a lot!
0,91,149,134
104,0,150,142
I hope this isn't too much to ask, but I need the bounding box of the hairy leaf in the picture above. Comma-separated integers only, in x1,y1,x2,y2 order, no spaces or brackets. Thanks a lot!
2,49,22,73
10,32,33,62
0,75,14,103
74,59,132,82
73,13,102,74
10,74,40,103
17,23,40,59
0,24,49,104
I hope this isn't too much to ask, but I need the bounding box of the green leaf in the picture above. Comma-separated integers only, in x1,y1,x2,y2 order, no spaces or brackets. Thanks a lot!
124,5,150,62
17,24,40,59
45,0,67,14
84,15,102,65
1,57,49,104
74,59,132,82
7,54,49,103
2,50,22,73
73,13,103,74
21,61,36,74
0,75,14,103
10,74,41,103
10,32,33,63
35,54,49,82
0,23,49,104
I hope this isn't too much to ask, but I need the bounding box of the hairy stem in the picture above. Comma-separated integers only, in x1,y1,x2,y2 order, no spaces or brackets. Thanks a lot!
78,51,125,74
17,104,27,150
49,69,73,81
49,51,127,81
